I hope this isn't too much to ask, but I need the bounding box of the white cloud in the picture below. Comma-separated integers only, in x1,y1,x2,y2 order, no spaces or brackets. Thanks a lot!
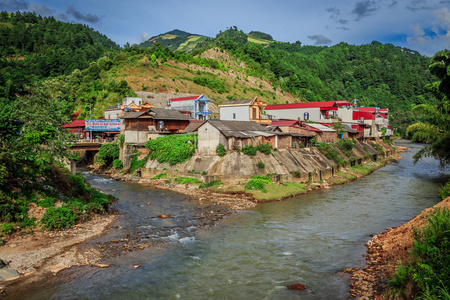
138,32,151,43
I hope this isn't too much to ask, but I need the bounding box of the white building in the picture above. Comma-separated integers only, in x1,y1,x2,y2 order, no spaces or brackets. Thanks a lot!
167,94,211,120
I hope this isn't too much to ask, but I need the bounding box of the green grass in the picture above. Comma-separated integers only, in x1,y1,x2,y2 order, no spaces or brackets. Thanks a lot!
349,164,373,176
250,183,307,200
174,177,202,184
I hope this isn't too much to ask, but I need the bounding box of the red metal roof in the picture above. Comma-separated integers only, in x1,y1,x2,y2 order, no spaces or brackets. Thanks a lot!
63,120,85,128
355,107,389,113
271,120,300,126
336,101,352,106
353,111,387,120
265,101,337,110
169,96,200,102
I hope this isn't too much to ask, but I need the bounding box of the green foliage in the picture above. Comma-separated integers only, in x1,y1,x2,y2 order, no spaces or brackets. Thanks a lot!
316,142,344,164
248,31,273,41
242,145,257,156
387,264,411,298
0,191,20,222
94,144,120,167
193,76,228,93
337,139,356,156
39,197,57,208
216,143,226,157
0,223,15,236
251,176,272,184
145,134,197,165
256,161,265,169
174,177,202,184
113,159,123,170
40,207,77,230
411,208,450,297
129,153,148,173
245,179,267,193
199,180,223,188
115,134,125,146
439,181,450,200
256,143,272,155
151,173,167,180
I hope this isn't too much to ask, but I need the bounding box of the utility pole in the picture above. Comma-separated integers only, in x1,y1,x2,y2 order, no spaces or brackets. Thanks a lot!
90,101,92,142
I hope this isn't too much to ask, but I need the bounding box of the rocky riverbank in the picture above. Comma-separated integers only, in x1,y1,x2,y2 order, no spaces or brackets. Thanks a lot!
346,197,450,299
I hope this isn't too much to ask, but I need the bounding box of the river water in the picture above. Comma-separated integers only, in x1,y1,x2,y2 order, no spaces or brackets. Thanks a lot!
13,141,450,299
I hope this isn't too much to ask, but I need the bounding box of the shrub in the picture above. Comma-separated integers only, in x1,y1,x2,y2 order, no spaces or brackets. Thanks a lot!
151,173,167,180
256,161,265,169
256,143,272,155
337,139,356,156
40,207,78,230
129,152,148,173
0,191,20,222
242,145,257,156
94,143,120,167
39,197,57,208
251,175,272,184
199,180,223,188
245,179,267,193
113,159,123,170
174,177,202,184
0,223,15,236
216,144,226,157
145,134,197,165
438,181,450,200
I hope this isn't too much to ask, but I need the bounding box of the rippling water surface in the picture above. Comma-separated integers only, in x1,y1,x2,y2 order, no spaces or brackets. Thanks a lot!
14,141,450,299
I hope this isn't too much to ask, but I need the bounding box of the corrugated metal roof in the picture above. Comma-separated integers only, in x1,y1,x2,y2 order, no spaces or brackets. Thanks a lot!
219,99,253,106
152,109,193,120
304,123,336,132
63,120,85,127
183,121,205,133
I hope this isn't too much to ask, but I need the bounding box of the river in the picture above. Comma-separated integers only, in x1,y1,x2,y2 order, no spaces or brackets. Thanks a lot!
13,141,450,299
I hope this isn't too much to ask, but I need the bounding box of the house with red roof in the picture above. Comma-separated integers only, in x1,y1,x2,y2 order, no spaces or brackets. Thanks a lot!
351,107,392,138
167,94,211,121
263,101,352,123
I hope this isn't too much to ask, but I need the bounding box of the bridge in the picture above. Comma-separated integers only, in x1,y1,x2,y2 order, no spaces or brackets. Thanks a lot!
67,142,113,173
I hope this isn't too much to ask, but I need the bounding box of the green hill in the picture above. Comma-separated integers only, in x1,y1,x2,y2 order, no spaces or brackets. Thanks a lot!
139,29,209,52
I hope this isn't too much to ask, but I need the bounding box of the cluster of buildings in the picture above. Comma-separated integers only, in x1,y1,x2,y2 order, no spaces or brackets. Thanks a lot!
63,94,392,155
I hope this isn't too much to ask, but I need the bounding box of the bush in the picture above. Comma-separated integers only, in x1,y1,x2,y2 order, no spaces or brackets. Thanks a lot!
151,173,167,180
438,181,450,200
216,144,226,157
256,143,272,155
145,134,197,165
113,159,123,170
256,161,265,169
251,175,272,184
0,191,20,222
40,207,78,230
242,145,257,156
245,179,267,193
94,143,120,167
39,196,57,208
0,223,15,236
174,177,202,184
337,139,356,156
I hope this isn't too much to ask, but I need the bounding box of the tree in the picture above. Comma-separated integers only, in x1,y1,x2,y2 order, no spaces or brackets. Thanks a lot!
407,50,450,167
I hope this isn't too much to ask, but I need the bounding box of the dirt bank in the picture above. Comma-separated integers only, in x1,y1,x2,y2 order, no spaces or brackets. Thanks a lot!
0,213,117,293
346,197,450,299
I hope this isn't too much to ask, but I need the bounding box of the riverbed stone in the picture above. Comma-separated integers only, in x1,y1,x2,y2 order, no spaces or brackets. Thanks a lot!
287,283,306,290
0,268,20,282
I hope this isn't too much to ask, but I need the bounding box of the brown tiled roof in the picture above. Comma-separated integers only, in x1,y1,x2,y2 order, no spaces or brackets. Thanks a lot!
219,99,253,106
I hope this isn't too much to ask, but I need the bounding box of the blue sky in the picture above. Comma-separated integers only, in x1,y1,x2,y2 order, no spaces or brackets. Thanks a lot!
1,0,449,56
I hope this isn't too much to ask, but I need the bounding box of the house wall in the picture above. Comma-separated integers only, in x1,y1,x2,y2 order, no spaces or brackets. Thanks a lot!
263,107,322,121
337,107,353,122
316,131,338,143
104,109,122,119
277,136,292,149
198,122,227,155
124,130,148,144
220,106,250,121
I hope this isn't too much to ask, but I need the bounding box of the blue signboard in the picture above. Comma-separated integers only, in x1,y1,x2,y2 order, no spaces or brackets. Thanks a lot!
85,119,121,131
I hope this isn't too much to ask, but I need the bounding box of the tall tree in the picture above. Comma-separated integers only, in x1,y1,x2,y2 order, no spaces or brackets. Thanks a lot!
407,50,450,167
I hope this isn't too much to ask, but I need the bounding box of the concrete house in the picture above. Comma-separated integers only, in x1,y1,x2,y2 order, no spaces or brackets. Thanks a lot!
264,101,352,123
167,94,211,120
197,120,310,155
219,97,271,125
104,97,154,120
121,109,192,144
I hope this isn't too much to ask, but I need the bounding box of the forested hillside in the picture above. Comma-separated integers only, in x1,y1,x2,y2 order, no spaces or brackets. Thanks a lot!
0,11,119,98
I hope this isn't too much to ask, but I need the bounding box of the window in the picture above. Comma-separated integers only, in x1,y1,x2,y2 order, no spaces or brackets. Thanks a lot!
252,108,257,119
233,113,236,120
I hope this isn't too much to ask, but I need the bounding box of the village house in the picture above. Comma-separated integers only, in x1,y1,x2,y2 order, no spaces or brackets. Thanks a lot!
104,97,154,120
166,94,211,120
120,109,193,144
197,120,312,155
270,120,338,143
352,107,391,138
219,96,272,125
263,101,353,123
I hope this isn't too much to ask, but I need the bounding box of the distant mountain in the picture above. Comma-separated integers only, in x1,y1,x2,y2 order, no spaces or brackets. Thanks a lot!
139,29,209,52
139,28,275,52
